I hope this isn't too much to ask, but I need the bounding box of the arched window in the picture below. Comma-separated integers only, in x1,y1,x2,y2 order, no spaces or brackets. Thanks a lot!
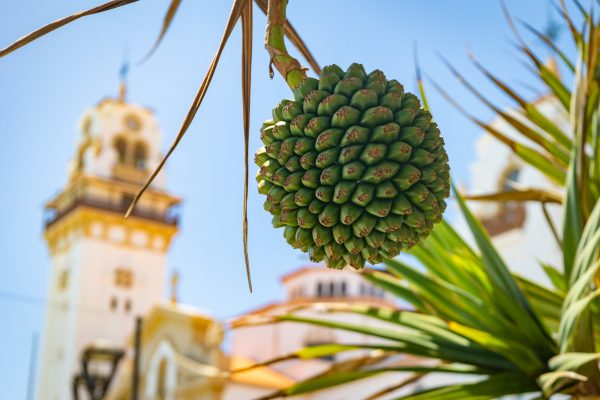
502,167,520,191
109,297,118,311
124,298,132,313
317,282,324,297
340,281,347,297
114,137,127,163
57,269,69,291
133,142,147,170
157,358,167,400
329,282,335,297
369,285,377,296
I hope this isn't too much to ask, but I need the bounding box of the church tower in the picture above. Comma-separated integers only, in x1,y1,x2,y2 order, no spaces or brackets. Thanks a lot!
38,89,180,400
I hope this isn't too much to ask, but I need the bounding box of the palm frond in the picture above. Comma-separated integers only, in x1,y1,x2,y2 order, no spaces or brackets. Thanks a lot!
429,76,567,184
466,48,571,149
255,360,475,400
439,54,570,166
241,0,253,291
464,188,562,204
395,373,538,400
520,20,575,72
0,0,138,58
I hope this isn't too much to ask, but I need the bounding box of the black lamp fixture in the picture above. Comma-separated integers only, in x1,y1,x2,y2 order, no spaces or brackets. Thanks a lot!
72,340,125,400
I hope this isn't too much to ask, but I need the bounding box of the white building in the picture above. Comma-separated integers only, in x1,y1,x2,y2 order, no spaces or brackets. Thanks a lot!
38,89,182,400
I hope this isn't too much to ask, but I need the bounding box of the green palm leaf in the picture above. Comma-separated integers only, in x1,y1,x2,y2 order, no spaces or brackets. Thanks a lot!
395,373,538,400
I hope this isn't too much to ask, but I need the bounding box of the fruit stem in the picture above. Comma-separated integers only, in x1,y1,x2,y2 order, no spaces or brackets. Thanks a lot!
265,0,307,90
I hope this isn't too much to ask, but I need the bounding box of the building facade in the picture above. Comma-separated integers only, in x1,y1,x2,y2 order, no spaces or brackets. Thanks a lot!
38,93,181,400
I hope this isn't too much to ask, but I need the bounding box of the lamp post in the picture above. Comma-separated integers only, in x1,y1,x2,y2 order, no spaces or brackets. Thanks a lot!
72,340,124,400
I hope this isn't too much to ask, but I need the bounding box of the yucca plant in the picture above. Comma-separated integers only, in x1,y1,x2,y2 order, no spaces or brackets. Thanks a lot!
231,2,600,399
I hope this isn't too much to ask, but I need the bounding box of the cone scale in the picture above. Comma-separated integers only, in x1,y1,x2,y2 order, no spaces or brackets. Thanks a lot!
256,64,450,269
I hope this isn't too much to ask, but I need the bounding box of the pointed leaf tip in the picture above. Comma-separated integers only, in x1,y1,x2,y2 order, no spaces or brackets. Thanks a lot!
138,0,182,64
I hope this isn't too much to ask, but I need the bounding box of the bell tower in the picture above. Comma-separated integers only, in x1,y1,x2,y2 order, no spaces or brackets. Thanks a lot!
37,93,180,400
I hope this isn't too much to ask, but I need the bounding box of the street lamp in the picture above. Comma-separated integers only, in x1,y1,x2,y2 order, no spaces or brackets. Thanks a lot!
72,340,125,400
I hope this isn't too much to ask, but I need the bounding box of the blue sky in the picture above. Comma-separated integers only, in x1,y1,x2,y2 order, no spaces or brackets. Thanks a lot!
0,0,567,397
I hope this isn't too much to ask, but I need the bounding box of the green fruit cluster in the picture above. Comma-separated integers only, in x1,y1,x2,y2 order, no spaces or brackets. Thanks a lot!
255,63,450,269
